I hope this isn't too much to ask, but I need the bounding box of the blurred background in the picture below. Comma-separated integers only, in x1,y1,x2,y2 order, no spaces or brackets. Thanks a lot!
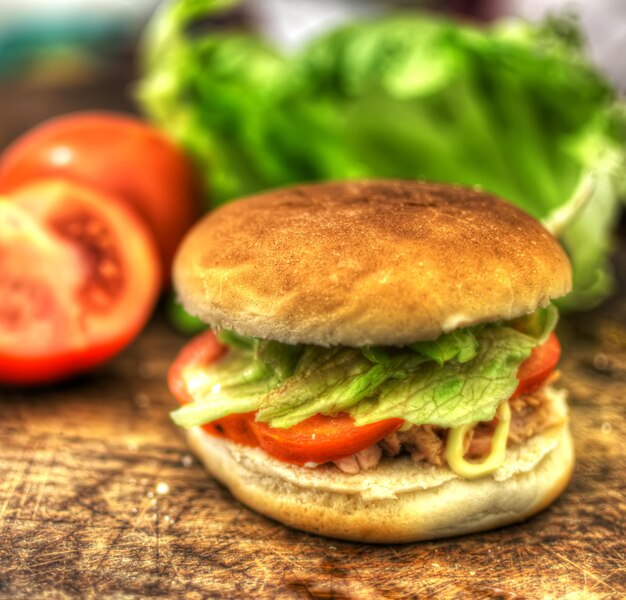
1,0,624,139
0,0,624,326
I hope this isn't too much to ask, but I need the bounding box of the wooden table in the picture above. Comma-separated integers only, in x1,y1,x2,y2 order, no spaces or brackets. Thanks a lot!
0,68,625,598
1,249,625,599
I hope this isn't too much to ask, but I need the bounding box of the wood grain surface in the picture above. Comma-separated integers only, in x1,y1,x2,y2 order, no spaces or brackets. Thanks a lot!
1,252,625,599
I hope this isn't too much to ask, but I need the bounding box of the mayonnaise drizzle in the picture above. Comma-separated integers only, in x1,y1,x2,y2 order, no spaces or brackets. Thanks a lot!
445,401,511,479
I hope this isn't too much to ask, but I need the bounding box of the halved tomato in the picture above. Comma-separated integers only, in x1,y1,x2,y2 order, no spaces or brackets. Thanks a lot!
513,332,561,398
0,112,200,285
0,179,161,385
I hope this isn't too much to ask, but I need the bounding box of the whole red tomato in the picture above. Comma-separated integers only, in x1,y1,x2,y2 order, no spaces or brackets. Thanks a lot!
0,112,200,286
0,179,161,385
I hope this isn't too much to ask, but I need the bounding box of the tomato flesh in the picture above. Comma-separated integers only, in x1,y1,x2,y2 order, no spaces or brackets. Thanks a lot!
168,330,226,405
513,332,560,398
205,413,259,447
169,330,561,466
0,111,200,285
251,414,403,466
0,179,161,385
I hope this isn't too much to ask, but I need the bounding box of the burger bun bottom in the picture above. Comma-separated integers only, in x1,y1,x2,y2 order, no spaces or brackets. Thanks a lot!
185,400,574,542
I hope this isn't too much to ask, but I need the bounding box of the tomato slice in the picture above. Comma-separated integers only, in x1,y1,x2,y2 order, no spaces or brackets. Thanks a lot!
513,332,561,398
168,330,258,445
0,179,161,385
205,413,259,446
250,414,403,466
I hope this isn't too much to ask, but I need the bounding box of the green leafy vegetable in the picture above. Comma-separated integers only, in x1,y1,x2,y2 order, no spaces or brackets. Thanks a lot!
409,329,479,366
509,303,559,344
217,329,257,351
139,2,625,311
171,380,273,428
256,350,427,429
185,349,271,391
361,346,393,364
255,339,304,381
352,327,535,428
170,309,556,430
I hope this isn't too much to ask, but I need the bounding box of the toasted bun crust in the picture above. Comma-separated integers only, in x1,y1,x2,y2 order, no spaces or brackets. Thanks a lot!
186,421,574,543
174,180,572,346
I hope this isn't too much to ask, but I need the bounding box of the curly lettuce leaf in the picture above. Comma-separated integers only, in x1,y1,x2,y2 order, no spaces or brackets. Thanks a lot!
256,349,427,429
217,329,257,351
170,310,556,430
171,380,272,428
351,327,535,428
255,339,305,381
409,329,479,366
509,303,559,344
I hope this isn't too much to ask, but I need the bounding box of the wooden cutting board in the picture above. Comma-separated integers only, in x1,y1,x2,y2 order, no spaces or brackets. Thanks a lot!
1,268,625,599
1,64,625,600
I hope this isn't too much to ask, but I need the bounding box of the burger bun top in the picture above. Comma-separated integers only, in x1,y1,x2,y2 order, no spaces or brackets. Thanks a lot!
174,180,572,346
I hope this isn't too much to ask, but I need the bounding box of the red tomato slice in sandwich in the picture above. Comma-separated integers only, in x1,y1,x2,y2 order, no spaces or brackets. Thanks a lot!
513,332,561,398
0,179,160,385
168,330,403,463
250,414,403,466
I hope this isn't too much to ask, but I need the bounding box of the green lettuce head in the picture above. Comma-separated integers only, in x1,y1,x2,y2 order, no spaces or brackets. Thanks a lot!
138,1,625,314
